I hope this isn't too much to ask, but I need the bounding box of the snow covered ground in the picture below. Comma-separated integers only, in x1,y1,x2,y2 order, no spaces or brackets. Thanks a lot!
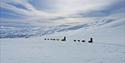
1,0,125,63
0,24,125,63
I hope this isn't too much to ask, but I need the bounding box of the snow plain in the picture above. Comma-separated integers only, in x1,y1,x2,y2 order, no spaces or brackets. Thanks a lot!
0,24,125,63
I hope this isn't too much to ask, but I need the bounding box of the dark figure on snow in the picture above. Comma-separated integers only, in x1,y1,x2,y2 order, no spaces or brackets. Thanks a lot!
78,40,80,42
88,37,93,43
61,36,66,41
82,40,85,42
74,40,76,42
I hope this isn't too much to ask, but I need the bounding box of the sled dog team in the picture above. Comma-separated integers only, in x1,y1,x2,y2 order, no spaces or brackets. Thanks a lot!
44,36,93,43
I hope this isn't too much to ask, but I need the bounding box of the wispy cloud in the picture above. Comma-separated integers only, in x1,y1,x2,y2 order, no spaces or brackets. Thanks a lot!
0,0,125,26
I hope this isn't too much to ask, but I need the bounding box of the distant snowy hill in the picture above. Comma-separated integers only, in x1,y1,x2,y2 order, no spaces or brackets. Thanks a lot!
0,13,125,38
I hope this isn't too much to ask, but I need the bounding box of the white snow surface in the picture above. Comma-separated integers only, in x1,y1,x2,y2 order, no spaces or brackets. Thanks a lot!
0,24,125,63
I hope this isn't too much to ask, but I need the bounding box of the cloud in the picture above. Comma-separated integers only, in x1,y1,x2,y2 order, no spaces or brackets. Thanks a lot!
0,0,125,27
